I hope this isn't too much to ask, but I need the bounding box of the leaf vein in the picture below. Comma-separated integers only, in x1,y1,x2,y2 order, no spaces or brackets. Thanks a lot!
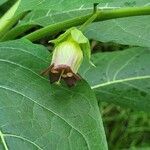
113,51,144,80
0,131,9,150
91,76,150,89
4,133,43,150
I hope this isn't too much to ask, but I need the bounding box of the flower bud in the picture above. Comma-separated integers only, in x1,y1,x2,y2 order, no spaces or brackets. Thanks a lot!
51,40,83,74
41,27,91,87
49,39,83,87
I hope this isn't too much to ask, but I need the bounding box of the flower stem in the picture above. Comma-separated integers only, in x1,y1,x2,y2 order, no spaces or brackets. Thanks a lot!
79,3,98,31
23,6,150,42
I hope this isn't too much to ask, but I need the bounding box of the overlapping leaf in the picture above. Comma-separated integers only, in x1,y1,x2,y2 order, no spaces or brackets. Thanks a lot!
0,40,107,150
80,47,150,111
85,15,150,48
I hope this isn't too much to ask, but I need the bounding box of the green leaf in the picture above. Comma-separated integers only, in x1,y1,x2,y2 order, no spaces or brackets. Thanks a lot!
0,39,107,150
85,1,150,48
85,15,150,48
80,47,150,112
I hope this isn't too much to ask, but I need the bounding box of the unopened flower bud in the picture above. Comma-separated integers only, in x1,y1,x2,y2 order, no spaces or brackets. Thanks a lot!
41,27,91,87
51,40,83,74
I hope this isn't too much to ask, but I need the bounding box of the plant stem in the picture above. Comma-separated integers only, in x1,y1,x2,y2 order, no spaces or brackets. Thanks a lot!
24,6,150,42
79,13,97,31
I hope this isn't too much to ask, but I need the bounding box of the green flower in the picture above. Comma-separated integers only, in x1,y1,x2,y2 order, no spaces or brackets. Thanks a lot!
41,27,91,87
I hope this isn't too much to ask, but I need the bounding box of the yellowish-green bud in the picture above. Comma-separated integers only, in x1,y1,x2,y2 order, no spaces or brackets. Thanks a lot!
41,27,91,87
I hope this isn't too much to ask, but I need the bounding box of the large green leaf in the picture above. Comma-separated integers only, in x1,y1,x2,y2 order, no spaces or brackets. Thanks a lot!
0,39,107,150
80,47,150,111
10,0,150,16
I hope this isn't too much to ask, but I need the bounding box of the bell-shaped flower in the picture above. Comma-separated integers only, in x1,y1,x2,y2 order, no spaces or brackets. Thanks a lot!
41,27,91,87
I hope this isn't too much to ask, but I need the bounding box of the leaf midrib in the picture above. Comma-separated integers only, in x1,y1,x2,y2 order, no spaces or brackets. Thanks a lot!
91,75,150,89
4,133,43,150
0,131,8,150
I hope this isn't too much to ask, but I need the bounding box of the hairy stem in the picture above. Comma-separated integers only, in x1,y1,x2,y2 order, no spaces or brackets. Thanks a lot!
23,6,150,42
79,3,98,31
